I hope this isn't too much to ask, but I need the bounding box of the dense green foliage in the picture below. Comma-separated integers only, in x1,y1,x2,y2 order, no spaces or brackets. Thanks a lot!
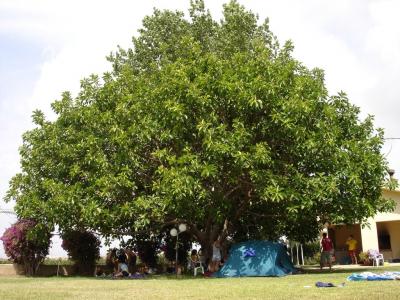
5,1,393,257
0,219,51,276
161,229,192,266
126,235,159,268
61,230,101,275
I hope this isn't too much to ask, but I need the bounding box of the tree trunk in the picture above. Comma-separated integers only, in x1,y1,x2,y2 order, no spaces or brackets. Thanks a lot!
190,221,228,268
23,257,36,276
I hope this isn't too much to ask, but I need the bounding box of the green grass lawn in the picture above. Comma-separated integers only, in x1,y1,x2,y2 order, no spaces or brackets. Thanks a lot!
1,266,400,300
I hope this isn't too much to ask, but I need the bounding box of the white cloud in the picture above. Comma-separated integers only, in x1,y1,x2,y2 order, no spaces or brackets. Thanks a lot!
367,0,400,66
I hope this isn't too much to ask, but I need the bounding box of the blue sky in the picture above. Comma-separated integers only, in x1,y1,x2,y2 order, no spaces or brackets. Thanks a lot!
1,0,400,258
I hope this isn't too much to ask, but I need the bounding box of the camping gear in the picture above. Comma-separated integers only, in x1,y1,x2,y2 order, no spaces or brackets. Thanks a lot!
316,282,335,287
347,271,400,281
315,282,345,288
214,240,295,277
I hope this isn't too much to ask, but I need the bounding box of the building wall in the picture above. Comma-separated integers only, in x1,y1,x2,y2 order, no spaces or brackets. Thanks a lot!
373,189,400,222
330,224,362,252
359,189,400,259
331,189,400,261
329,224,362,264
381,221,400,259
360,220,378,252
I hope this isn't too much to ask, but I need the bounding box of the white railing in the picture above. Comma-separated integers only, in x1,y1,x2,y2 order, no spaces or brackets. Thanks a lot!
289,241,304,266
0,209,16,215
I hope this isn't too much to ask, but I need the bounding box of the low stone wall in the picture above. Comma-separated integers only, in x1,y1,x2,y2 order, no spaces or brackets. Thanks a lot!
0,264,76,276
0,264,19,276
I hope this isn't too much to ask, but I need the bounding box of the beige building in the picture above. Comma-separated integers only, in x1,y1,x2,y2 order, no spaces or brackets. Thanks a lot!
329,188,400,263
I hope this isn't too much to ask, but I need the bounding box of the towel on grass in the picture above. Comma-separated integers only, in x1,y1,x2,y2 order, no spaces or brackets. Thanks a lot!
347,271,400,281
315,282,345,288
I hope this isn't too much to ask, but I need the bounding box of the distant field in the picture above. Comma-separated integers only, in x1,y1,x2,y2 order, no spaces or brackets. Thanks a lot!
1,266,400,300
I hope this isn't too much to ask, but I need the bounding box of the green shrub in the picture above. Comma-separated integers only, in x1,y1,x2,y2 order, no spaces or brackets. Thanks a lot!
61,230,100,275
126,234,159,268
161,228,191,267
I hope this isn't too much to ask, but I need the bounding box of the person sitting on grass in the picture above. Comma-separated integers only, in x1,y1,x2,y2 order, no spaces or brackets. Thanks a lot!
198,248,206,269
125,247,137,274
114,249,130,278
95,266,106,277
106,248,119,273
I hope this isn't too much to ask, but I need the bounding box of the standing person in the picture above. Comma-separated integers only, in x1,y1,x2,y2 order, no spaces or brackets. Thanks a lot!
320,232,334,270
198,247,206,269
346,235,358,264
210,239,222,272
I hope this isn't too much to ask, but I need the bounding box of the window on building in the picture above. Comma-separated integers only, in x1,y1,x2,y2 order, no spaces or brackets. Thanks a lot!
378,234,391,250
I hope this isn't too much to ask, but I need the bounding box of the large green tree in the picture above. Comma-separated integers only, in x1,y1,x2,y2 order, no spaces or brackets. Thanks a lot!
6,1,393,258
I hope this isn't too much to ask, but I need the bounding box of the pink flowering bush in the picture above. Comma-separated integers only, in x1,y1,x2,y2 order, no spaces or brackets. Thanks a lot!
0,219,51,276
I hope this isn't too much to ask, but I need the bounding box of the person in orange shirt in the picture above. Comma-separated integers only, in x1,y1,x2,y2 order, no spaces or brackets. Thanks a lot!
346,235,358,264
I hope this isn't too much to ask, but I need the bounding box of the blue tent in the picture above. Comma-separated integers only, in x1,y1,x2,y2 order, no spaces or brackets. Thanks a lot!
214,240,295,277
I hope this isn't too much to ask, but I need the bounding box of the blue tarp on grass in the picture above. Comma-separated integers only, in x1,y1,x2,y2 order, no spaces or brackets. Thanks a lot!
347,272,400,281
214,240,296,277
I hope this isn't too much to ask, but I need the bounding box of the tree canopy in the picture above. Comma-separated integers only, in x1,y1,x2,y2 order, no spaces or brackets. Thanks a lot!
6,0,393,252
